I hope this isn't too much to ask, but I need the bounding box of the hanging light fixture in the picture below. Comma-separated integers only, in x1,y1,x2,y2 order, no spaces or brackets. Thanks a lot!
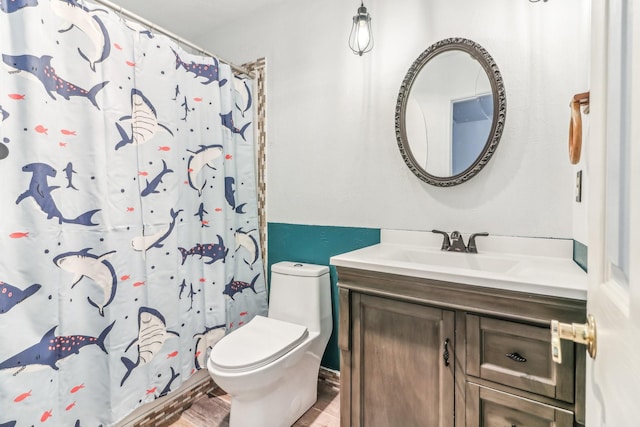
348,1,373,56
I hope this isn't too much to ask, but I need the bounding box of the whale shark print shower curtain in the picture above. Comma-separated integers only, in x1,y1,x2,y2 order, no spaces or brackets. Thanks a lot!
0,0,268,425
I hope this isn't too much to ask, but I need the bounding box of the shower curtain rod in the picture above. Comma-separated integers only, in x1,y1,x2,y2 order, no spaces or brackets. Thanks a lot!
90,0,255,78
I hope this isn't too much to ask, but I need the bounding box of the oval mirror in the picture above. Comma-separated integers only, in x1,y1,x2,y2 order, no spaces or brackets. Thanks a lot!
395,38,506,186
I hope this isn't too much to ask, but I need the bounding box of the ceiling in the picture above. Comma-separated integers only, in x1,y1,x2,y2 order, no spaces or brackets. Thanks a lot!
103,0,287,42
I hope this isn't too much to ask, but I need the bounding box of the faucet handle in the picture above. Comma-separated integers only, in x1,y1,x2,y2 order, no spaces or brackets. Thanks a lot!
432,229,451,250
467,232,489,253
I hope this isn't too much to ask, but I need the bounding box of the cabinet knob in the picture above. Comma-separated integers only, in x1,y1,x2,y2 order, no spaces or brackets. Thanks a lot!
443,338,450,367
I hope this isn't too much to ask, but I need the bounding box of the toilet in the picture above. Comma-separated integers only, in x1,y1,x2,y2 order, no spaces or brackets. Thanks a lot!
207,261,332,427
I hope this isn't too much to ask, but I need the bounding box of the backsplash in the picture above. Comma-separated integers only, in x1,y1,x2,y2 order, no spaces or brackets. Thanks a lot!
267,223,380,370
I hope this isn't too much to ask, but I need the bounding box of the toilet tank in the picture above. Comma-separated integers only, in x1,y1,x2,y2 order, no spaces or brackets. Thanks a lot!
268,261,331,335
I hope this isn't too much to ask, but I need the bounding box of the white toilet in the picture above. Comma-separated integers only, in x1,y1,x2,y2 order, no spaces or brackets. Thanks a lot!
207,261,332,427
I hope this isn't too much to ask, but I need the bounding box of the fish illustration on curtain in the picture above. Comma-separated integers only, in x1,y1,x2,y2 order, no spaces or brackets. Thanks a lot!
115,88,174,150
53,248,118,316
1,53,109,108
120,307,180,386
15,162,101,226
0,322,115,374
0,0,38,14
50,0,112,72
0,281,40,314
0,1,267,425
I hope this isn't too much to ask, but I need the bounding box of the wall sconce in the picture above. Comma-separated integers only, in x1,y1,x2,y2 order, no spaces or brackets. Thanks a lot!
349,1,373,56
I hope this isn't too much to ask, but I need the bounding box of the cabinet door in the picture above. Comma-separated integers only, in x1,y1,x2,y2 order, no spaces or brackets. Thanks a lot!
466,383,574,427
351,293,455,427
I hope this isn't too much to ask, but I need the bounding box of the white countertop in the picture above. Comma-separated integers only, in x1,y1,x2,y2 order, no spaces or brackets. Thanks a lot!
330,230,588,300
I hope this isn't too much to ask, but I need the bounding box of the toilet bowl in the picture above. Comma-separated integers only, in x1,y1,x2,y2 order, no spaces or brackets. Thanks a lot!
208,261,332,427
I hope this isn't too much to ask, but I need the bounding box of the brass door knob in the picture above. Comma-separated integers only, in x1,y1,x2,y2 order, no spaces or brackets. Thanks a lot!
551,314,597,363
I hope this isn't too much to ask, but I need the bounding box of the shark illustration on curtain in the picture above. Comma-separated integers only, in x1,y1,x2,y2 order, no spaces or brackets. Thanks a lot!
0,1,268,425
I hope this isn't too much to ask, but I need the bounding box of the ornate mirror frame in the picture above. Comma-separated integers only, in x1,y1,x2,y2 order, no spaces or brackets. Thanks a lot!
395,38,506,187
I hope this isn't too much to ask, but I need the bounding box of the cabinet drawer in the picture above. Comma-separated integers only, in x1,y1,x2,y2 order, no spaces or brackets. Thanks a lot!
466,315,574,402
466,382,574,427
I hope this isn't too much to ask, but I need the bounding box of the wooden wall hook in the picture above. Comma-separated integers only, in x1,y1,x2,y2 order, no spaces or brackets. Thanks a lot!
569,91,589,164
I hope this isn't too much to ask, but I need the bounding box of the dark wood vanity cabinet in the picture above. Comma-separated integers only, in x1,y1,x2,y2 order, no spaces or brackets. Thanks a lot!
337,267,587,427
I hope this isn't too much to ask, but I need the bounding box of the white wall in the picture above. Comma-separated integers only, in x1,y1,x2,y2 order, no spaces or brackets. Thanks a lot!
195,0,591,238
573,115,590,246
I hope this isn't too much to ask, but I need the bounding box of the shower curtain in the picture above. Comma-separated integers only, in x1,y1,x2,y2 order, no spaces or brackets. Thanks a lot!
0,1,268,425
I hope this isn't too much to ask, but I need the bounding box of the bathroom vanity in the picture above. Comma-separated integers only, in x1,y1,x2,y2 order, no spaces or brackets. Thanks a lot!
331,231,588,427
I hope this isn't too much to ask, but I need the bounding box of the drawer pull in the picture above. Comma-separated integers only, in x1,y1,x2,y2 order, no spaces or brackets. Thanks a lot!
443,338,450,366
505,352,527,363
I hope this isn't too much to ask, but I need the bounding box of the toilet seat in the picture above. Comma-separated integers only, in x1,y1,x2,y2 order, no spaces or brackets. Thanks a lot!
209,315,308,372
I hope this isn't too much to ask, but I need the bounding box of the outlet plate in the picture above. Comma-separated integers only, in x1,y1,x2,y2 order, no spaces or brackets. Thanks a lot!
576,170,582,202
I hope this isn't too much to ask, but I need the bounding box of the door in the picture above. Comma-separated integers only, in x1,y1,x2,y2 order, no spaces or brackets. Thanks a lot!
451,93,493,175
586,0,640,425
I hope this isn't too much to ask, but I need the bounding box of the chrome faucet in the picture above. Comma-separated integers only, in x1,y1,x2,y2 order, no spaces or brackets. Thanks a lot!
467,232,489,253
432,230,489,253
431,229,451,250
448,231,467,252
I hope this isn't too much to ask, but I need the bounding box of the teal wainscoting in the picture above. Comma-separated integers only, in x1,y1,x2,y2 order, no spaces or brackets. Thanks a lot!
573,240,588,273
267,223,381,371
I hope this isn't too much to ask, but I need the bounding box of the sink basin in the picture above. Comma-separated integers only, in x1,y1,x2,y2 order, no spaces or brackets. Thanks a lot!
397,248,520,274
353,244,521,275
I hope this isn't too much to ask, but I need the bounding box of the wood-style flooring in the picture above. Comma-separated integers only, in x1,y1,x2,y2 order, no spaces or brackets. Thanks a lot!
169,379,340,427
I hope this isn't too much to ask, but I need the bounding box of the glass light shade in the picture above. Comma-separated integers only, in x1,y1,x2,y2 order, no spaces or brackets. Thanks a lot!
349,4,373,56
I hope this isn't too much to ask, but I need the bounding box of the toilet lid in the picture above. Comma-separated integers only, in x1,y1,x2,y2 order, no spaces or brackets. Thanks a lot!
209,315,308,372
